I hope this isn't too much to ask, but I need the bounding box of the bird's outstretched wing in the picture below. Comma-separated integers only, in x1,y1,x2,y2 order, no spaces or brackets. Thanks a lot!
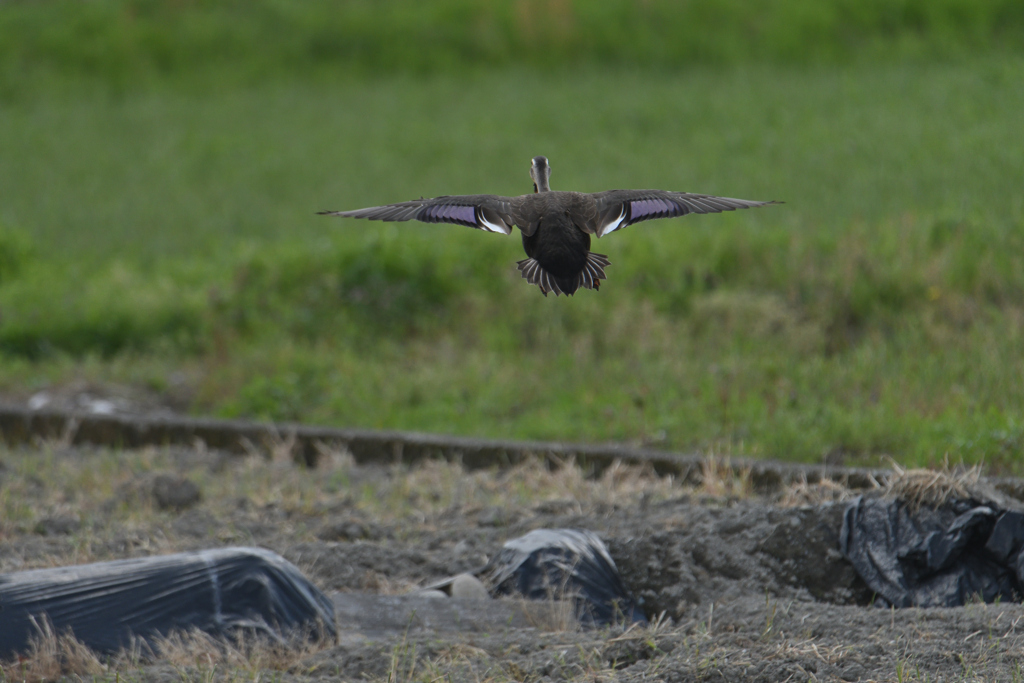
591,190,778,238
318,195,518,235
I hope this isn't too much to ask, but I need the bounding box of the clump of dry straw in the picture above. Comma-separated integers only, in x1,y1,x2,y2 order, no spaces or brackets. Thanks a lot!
885,460,981,510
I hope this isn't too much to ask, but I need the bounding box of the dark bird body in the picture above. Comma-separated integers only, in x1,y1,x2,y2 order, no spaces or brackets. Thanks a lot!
320,157,778,296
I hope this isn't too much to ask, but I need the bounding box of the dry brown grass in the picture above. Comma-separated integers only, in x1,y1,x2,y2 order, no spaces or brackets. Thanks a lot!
360,570,423,596
515,597,582,634
0,620,332,683
778,476,857,507
152,627,330,674
885,460,982,510
696,456,753,498
363,452,684,520
0,617,105,683
375,627,631,683
767,637,851,666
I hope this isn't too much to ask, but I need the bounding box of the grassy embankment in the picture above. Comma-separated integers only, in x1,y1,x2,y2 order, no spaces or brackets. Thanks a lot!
1,1,1023,471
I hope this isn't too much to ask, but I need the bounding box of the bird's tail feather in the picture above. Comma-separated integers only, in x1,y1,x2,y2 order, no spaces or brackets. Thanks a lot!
516,252,610,296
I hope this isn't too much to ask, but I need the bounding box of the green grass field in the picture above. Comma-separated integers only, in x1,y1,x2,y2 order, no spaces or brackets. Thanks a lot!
3,0,1022,85
1,4,1023,472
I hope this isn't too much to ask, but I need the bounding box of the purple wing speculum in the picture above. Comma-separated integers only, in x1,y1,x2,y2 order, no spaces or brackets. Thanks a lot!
629,198,681,221
419,203,478,227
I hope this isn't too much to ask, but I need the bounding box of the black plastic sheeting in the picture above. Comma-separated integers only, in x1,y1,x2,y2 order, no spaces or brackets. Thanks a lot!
0,547,336,659
840,495,1024,608
481,529,647,627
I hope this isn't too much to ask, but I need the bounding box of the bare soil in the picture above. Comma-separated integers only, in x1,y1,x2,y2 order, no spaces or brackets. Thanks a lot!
2,443,1023,682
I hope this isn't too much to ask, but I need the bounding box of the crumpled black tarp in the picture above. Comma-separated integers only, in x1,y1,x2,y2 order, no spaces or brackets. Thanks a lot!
480,528,647,627
0,547,336,659
840,495,1024,607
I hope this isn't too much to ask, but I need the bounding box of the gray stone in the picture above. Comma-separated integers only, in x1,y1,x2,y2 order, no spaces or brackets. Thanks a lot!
450,573,489,600
152,474,201,511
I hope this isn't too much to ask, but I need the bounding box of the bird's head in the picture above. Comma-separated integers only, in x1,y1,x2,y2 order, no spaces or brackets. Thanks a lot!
530,156,551,193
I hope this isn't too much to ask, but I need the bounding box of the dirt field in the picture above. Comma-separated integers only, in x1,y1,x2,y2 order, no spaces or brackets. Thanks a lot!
2,442,1023,682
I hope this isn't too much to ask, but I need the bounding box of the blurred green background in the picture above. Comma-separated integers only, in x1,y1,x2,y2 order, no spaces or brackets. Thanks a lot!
1,0,1023,471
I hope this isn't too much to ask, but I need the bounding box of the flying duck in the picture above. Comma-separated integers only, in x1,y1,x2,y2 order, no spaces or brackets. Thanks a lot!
320,157,778,296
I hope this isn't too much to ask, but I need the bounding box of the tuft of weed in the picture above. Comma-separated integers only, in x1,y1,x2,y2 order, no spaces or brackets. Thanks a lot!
885,459,982,510
0,617,105,683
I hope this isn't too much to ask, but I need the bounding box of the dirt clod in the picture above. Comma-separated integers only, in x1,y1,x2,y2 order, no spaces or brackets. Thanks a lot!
151,474,201,511
33,515,81,536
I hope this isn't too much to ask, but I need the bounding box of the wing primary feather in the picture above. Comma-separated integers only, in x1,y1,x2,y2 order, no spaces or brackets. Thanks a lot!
688,197,725,213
